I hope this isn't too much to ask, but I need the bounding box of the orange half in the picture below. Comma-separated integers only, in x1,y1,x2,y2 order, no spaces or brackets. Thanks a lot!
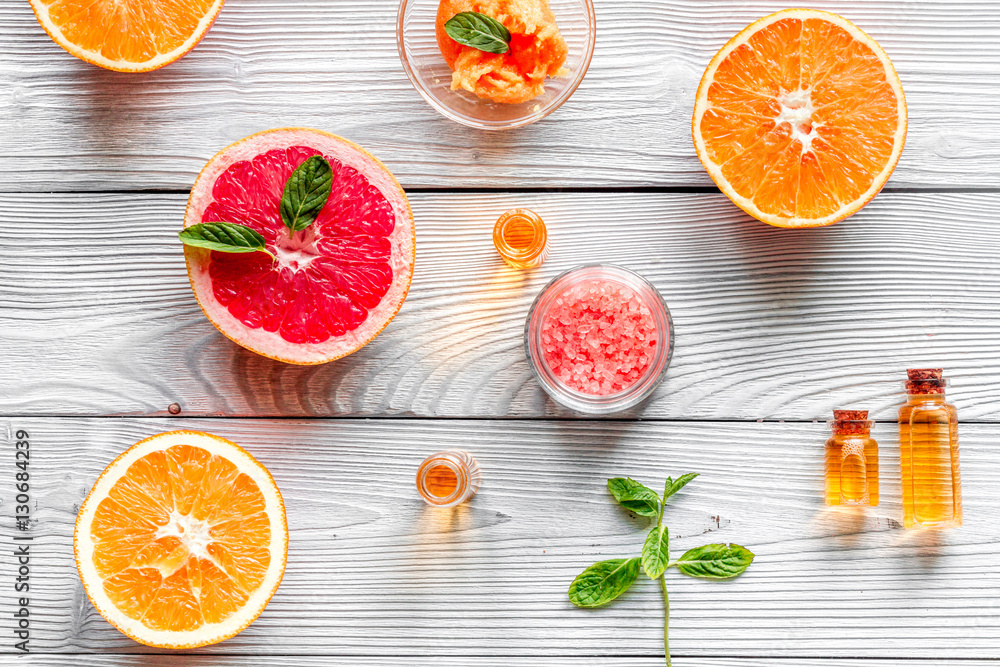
29,0,225,72
74,431,287,648
692,9,907,228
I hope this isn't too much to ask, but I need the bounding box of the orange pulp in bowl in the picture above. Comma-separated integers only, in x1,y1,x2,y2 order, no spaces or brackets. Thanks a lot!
435,0,568,103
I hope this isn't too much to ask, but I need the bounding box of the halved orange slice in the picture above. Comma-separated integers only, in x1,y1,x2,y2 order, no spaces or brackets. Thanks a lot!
693,9,907,228
75,431,287,648
29,0,225,72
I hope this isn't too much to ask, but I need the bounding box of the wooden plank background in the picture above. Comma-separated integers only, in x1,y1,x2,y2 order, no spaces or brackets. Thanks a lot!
3,418,999,658
0,0,998,190
1,0,998,663
2,191,998,419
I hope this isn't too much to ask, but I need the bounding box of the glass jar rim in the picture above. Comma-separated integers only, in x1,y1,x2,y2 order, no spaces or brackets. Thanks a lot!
494,209,547,261
416,452,469,507
523,264,674,414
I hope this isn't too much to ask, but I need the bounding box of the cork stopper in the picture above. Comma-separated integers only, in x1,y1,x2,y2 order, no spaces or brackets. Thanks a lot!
829,409,872,435
905,368,947,395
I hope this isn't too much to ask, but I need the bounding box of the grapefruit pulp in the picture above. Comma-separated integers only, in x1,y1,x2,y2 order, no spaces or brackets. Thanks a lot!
435,0,569,104
183,128,415,365
75,431,288,648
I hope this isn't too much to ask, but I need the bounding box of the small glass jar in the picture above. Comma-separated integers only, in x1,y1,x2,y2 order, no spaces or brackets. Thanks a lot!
493,209,549,269
416,450,481,508
524,264,674,414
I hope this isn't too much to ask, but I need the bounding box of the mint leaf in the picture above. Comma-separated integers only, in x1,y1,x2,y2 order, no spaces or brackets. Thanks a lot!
663,473,699,504
281,155,333,236
444,12,511,55
607,478,660,517
674,544,754,579
568,557,640,608
641,526,669,579
179,222,274,260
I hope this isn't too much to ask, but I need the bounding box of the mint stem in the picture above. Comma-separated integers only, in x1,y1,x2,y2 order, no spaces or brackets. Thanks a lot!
658,479,670,667
660,574,670,667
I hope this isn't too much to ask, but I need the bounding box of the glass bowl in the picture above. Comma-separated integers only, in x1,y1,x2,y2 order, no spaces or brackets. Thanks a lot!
397,0,596,130
524,265,674,414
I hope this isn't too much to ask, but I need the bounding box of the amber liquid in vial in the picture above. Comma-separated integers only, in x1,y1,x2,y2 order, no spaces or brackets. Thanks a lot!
899,369,962,528
825,410,879,506
423,465,459,498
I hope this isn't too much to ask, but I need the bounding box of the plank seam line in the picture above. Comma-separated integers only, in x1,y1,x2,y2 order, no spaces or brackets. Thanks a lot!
2,415,999,425
2,186,1000,196
12,654,1000,660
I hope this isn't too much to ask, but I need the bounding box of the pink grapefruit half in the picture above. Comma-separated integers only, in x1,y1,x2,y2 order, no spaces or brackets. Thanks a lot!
183,128,415,365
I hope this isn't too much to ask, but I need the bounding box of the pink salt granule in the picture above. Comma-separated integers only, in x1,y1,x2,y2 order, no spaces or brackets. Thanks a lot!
540,279,658,396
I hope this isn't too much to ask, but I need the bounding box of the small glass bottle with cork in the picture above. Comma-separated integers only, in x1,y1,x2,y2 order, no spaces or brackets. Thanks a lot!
899,368,962,529
824,410,879,507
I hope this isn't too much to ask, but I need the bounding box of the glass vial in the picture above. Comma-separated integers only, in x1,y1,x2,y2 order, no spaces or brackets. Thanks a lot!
416,450,481,508
899,369,962,528
493,208,548,269
824,410,879,506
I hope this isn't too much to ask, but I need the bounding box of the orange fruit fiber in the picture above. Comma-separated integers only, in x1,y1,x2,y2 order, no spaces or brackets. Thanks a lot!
30,0,225,72
75,431,287,648
692,9,907,228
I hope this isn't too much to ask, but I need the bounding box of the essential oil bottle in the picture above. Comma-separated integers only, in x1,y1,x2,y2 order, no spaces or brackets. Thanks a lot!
899,369,962,529
493,208,548,269
416,450,481,508
825,410,879,506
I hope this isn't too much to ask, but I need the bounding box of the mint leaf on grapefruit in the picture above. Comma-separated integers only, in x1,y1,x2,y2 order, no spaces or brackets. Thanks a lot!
180,222,275,261
280,155,334,237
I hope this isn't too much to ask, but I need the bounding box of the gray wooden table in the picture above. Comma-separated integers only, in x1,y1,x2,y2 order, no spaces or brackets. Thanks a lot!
2,0,999,665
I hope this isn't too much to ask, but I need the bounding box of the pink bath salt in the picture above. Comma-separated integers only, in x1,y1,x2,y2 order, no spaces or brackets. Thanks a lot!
540,279,658,395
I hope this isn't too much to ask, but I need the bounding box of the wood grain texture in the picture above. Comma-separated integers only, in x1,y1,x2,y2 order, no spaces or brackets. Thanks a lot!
1,0,999,189
1,191,998,420
20,660,1000,667
2,417,998,657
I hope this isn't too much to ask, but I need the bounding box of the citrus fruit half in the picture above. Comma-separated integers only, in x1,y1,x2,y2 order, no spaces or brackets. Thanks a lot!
692,9,907,228
29,0,225,72
75,430,288,648
183,128,416,365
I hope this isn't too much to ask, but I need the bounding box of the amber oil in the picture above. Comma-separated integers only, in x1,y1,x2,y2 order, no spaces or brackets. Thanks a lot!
493,209,548,269
899,369,962,529
416,450,481,508
824,410,878,506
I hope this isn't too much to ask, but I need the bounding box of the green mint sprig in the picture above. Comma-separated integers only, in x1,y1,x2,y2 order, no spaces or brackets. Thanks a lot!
180,154,334,256
568,474,755,666
444,12,511,54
